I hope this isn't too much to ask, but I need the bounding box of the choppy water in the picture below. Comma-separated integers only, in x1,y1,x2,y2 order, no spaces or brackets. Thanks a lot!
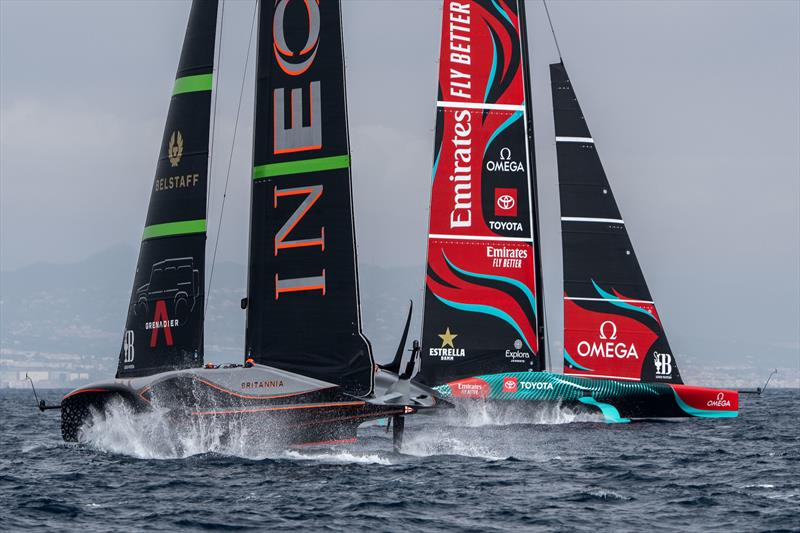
1,388,798,531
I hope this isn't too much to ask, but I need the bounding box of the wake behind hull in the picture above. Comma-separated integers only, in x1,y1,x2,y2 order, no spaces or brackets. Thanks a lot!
433,372,738,422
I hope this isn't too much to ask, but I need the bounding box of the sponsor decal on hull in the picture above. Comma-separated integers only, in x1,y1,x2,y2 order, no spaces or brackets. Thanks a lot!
449,377,490,399
671,385,739,416
436,372,738,419
241,380,285,390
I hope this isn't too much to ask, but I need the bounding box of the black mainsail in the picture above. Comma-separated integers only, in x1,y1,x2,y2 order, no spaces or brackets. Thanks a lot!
245,0,374,396
116,0,218,379
552,61,683,384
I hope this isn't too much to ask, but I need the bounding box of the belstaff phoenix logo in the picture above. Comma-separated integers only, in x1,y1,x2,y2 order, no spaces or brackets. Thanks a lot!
429,327,465,361
168,131,184,167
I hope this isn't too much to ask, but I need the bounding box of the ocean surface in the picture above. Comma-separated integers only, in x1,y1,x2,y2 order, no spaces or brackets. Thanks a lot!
1,388,798,532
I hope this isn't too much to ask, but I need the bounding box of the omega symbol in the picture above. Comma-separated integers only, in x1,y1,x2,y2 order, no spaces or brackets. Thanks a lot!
599,320,618,340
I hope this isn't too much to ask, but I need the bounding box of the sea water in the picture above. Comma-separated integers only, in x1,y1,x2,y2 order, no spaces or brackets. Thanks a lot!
1,389,797,531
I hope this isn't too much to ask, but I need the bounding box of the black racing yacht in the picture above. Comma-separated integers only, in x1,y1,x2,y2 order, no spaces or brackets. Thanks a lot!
54,0,446,448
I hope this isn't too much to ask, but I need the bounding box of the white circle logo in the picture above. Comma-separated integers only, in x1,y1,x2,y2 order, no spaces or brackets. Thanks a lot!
514,339,522,350
497,195,515,211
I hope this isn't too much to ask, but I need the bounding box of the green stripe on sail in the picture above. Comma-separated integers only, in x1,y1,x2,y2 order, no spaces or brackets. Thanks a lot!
252,155,350,180
142,219,206,240
172,73,213,95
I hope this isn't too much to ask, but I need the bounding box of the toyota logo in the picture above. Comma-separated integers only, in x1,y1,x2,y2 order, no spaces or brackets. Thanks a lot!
497,195,515,211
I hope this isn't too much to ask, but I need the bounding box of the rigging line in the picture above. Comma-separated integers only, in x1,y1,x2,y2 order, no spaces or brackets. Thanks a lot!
206,0,258,314
208,0,225,216
542,0,563,60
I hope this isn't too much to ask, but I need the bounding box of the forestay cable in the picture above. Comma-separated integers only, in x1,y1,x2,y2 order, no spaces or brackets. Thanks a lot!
206,0,258,313
542,0,563,60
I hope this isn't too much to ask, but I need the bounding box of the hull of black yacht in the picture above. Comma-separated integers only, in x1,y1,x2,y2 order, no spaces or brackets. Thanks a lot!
61,364,441,445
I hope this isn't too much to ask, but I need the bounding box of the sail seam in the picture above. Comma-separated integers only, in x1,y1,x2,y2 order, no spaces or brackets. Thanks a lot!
565,296,654,304
556,136,594,143
428,233,532,242
561,217,624,224
252,155,350,180
142,219,207,240
437,101,524,111
173,73,214,95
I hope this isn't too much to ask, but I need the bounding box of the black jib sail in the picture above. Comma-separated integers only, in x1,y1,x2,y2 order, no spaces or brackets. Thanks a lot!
417,0,546,387
245,0,374,396
116,0,218,378
552,61,683,384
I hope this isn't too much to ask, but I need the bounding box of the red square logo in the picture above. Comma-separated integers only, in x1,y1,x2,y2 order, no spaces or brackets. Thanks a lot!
495,188,518,217
502,376,518,393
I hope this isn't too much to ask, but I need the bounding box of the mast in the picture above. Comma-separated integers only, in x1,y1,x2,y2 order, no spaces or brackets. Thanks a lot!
517,0,548,368
244,0,374,396
117,0,219,378
551,61,683,384
418,0,545,387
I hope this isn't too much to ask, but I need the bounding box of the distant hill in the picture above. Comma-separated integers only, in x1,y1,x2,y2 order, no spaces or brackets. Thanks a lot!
1,246,797,389
0,245,426,387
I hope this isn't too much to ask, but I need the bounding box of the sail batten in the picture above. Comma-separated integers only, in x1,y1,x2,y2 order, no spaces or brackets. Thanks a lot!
116,0,218,379
252,154,350,180
552,61,683,384
418,0,545,387
173,73,214,95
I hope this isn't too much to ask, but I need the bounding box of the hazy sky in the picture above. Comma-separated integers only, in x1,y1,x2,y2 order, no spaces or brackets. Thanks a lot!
1,0,798,367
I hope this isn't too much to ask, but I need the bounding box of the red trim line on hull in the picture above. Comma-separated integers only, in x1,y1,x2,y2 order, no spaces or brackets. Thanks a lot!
63,388,109,400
